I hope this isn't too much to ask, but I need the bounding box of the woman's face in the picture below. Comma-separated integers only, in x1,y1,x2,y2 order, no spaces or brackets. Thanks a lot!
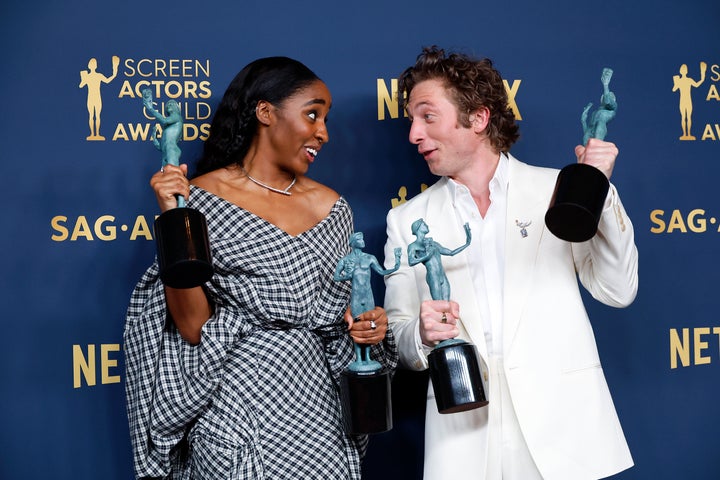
267,79,331,174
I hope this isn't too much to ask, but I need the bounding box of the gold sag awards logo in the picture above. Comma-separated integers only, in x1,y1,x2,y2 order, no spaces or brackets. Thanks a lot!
79,56,120,140
652,62,720,235
78,55,213,142
672,60,720,141
55,55,214,244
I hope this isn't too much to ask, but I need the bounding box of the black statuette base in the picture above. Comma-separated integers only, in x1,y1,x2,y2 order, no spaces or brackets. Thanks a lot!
428,341,488,414
545,163,610,243
339,369,393,434
154,207,213,289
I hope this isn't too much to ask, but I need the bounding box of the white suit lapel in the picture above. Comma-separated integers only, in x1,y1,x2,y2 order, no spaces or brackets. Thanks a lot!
503,156,550,355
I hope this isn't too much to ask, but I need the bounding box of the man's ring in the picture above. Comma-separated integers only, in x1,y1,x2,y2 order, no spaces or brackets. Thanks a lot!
441,312,447,323
370,320,377,330
160,166,165,173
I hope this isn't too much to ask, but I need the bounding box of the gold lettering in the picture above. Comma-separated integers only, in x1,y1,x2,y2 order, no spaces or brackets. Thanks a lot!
165,80,183,99
136,58,153,77
112,123,129,141
375,77,520,122
711,64,720,82
670,328,690,369
701,123,717,141
51,216,69,241
122,58,137,77
123,58,210,78
168,59,180,77
184,123,198,141
649,209,665,233
155,59,167,77
377,78,399,120
130,216,153,240
101,344,121,384
195,60,210,78
70,216,94,241
199,123,211,141
73,344,96,388
503,79,522,120
117,80,136,98
705,84,720,101
127,123,152,141
196,102,212,120
687,209,707,232
694,327,711,365
198,80,212,98
94,215,116,241
666,210,688,233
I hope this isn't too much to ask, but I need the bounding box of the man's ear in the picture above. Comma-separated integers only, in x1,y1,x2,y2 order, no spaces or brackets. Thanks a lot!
469,106,490,133
255,100,272,126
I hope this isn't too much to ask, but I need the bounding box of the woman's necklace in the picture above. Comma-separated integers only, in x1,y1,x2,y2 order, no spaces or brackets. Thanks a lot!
241,167,297,196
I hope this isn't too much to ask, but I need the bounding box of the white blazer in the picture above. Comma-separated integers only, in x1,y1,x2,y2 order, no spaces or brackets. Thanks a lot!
383,154,638,480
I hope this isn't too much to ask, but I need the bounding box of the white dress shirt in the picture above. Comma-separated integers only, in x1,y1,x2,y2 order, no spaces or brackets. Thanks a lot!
447,153,508,356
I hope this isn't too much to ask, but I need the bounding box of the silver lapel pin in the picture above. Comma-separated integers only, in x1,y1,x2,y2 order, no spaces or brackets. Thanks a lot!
515,219,532,238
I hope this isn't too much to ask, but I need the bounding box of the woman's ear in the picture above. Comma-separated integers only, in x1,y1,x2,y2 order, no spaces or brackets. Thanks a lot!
255,100,272,126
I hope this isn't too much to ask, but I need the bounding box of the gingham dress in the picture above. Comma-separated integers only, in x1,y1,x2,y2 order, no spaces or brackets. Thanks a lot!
125,186,397,479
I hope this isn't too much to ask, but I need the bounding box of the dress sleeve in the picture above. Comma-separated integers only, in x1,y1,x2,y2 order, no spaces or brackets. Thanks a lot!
123,262,249,478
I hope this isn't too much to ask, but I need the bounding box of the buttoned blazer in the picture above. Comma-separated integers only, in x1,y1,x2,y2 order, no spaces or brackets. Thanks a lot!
383,154,638,480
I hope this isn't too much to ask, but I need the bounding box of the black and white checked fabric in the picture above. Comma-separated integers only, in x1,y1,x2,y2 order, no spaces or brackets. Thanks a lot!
125,186,398,479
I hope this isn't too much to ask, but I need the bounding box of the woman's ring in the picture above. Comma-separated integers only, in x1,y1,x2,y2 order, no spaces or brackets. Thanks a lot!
441,312,447,323
370,320,377,330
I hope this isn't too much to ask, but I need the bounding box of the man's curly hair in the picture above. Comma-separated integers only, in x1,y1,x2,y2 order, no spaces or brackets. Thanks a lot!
398,46,519,153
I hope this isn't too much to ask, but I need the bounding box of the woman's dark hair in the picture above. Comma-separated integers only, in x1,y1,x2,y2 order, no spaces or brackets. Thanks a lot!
194,57,321,176
398,46,519,152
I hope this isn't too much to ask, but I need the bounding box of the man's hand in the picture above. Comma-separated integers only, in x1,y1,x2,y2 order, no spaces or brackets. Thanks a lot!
419,300,460,347
575,138,618,180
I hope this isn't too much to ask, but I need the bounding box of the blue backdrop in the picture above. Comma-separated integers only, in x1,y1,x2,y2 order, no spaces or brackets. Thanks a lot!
1,0,719,478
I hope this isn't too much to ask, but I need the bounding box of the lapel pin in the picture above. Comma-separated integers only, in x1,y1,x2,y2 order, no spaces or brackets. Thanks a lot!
515,219,532,238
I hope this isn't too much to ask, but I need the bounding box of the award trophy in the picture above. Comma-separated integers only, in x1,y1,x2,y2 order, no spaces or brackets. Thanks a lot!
545,67,616,243
142,89,213,288
333,232,401,434
407,219,488,414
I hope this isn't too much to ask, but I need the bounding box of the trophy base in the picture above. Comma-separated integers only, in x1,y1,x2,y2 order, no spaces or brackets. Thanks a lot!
545,163,610,243
339,369,393,434
154,207,213,289
428,340,488,414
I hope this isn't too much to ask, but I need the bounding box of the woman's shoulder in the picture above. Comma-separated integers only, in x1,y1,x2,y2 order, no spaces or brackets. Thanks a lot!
190,169,224,193
297,176,343,213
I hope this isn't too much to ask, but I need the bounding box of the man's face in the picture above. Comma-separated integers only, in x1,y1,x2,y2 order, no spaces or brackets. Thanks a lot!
405,79,478,177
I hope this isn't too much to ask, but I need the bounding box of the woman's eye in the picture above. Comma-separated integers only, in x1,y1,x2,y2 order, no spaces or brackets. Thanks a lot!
308,111,317,120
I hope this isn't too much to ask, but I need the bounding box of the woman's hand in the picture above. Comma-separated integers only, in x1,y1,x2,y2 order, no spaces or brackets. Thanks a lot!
344,306,389,345
150,163,190,212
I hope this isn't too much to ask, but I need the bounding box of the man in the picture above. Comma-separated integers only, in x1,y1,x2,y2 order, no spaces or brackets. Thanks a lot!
383,46,638,480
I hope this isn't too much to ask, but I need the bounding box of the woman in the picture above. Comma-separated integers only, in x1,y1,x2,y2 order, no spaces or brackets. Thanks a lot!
124,57,397,479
